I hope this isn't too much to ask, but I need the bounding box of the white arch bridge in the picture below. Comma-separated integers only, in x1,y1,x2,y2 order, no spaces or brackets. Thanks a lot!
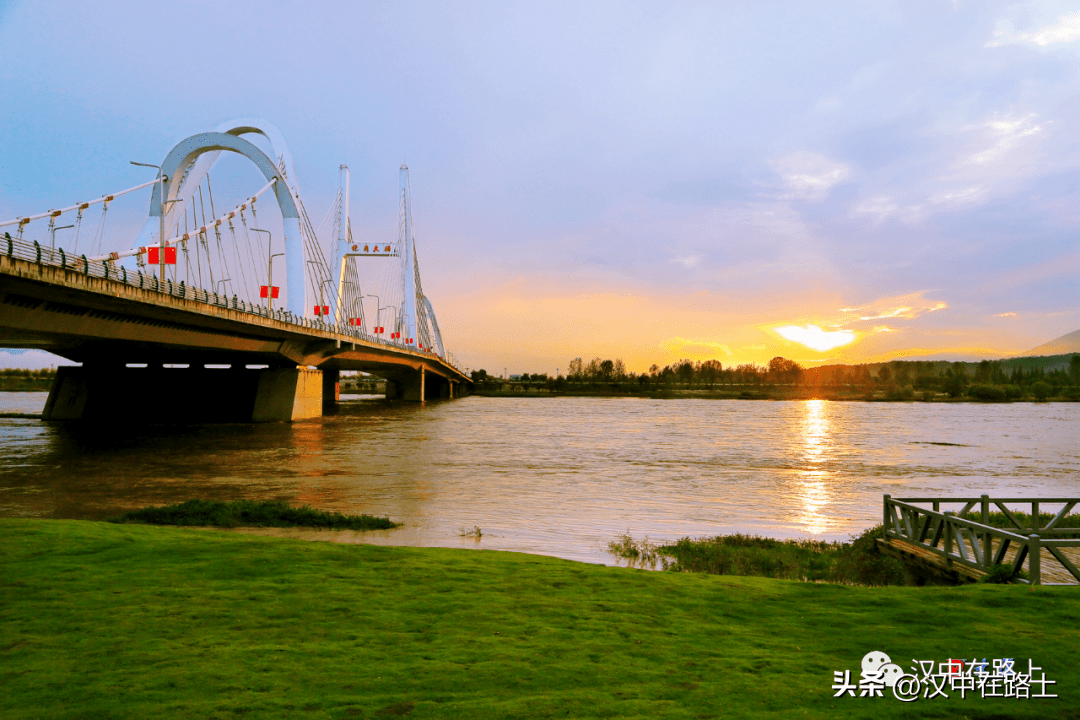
0,119,472,421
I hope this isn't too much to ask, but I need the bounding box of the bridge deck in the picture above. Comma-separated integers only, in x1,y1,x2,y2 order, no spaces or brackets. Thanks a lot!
0,244,469,385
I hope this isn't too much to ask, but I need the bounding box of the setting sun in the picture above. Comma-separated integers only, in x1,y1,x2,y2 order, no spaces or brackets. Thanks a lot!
774,324,857,352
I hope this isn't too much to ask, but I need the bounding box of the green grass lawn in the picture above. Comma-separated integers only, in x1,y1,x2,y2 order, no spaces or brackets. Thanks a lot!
2,519,1078,720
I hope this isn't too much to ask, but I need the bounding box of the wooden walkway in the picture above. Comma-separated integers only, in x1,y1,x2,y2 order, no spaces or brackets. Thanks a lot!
882,495,1080,586
880,537,1080,585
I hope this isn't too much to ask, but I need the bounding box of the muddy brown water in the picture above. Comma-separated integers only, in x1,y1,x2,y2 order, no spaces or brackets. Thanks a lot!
2,392,1078,564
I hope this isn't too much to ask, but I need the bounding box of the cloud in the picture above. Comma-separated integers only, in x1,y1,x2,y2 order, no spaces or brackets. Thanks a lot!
773,325,857,352
661,337,735,358
991,11,1080,47
773,151,850,200
839,292,948,322
994,312,1018,318
851,195,901,222
964,115,1042,167
670,254,701,268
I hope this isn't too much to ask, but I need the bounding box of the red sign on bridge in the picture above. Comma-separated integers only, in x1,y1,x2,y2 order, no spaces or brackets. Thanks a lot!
147,247,176,265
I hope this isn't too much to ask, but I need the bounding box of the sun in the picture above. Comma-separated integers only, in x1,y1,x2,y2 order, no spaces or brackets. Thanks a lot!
774,324,857,352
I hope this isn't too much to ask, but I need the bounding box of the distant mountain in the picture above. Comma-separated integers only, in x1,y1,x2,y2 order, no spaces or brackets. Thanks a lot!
1025,329,1080,356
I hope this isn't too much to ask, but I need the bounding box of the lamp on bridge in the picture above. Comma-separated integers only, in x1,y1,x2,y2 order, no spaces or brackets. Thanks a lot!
49,223,74,249
251,229,281,310
130,161,182,284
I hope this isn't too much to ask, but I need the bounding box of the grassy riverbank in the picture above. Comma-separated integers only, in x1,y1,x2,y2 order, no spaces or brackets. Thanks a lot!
3,519,1078,719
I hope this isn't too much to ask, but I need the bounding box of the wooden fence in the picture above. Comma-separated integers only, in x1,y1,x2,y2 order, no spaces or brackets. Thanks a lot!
883,495,1080,585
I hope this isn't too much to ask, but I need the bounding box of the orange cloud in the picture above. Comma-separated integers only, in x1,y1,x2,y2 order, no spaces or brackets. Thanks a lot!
773,325,857,352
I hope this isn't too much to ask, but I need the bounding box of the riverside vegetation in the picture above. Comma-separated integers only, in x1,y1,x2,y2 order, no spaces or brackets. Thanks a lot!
610,512,1080,585
111,499,400,530
2,518,1078,719
0,368,55,392
472,353,1080,401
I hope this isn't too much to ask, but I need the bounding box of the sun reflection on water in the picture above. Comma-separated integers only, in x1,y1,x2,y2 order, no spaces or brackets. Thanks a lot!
798,399,832,534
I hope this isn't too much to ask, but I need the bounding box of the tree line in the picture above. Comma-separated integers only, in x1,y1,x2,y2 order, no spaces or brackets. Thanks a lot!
470,353,1080,400
471,356,805,388
0,368,56,378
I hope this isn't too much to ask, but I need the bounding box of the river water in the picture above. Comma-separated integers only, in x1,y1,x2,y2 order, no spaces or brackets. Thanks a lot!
1,392,1078,564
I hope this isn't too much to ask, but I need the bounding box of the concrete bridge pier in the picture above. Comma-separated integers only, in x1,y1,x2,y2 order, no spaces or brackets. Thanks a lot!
42,365,325,423
383,366,456,401
385,366,425,401
322,368,340,412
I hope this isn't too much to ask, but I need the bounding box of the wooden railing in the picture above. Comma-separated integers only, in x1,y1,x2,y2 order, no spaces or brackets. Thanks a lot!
883,495,1080,586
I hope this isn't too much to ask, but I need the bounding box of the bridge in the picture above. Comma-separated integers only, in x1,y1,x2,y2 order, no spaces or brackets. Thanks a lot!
0,119,471,422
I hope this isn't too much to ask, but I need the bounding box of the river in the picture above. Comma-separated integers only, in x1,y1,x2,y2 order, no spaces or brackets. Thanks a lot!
1,392,1078,564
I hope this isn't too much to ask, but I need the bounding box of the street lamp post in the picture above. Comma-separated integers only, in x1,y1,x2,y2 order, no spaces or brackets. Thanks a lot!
250,229,274,310
341,280,361,330
383,305,399,342
363,294,380,333
49,224,73,250
321,279,336,319
130,161,175,284
268,253,284,310
216,278,230,296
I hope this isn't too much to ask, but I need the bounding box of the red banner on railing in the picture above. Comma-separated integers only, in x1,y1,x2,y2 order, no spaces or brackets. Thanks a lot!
147,247,176,264
260,286,279,299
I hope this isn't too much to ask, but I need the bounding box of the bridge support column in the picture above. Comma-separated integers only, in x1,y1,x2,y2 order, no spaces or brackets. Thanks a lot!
403,366,425,402
42,366,324,423
41,366,90,420
384,367,426,402
322,368,340,411
251,368,323,422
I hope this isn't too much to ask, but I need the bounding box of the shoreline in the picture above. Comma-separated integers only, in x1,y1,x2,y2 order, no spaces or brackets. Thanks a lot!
473,387,1080,402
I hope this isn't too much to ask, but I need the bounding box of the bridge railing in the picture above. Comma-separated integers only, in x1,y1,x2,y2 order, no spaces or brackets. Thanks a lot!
883,495,1080,586
2,233,467,376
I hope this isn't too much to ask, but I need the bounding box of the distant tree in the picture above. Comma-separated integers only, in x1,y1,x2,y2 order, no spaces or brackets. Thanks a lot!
600,359,615,381
767,357,803,385
699,359,723,386
613,358,627,381
944,370,967,398
676,360,695,384
877,366,891,384
1032,381,1051,401
1070,354,1080,385
735,363,762,386
470,369,489,383
567,358,584,380
892,362,911,386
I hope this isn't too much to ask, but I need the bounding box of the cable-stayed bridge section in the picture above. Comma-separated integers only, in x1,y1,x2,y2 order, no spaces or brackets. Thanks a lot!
0,119,471,422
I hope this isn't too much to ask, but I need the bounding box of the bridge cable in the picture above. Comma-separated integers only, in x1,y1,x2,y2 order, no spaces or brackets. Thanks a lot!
90,198,110,257
72,205,85,253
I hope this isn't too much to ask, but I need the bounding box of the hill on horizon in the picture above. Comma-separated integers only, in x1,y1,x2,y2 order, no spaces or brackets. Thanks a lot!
1025,328,1080,356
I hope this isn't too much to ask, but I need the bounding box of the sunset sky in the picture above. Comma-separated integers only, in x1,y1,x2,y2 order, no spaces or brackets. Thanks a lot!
3,1,1080,374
